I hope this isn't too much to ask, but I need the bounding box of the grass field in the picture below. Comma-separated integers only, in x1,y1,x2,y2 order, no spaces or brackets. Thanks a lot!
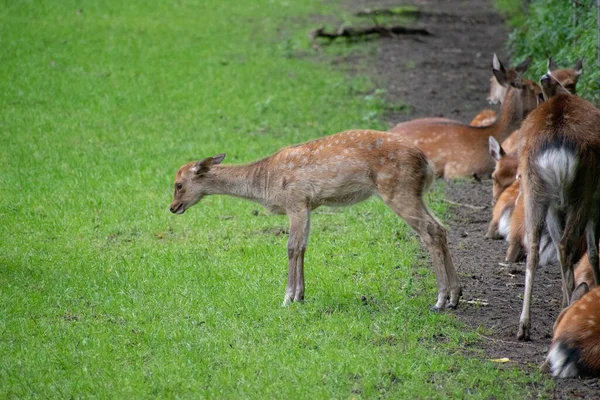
1,1,551,398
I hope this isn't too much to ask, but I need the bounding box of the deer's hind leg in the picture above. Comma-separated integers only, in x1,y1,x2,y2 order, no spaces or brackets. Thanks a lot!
382,191,461,310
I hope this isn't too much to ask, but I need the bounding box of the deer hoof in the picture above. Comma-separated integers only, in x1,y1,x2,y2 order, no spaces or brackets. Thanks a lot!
517,323,531,341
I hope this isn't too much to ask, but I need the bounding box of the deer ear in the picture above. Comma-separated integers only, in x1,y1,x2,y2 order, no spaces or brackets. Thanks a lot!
191,154,226,175
570,282,590,304
547,56,558,72
573,59,583,76
492,67,508,88
488,136,504,162
212,153,226,165
492,53,503,72
515,56,531,74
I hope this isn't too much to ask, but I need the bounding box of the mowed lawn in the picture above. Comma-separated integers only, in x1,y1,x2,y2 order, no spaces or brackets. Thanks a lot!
1,1,549,398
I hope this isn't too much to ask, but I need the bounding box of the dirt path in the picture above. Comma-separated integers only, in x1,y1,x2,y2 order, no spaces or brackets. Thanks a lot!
336,0,600,398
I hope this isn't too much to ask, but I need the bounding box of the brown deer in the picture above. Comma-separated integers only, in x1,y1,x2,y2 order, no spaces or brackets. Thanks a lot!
488,136,519,202
505,188,559,265
547,57,583,95
500,58,584,154
390,56,541,178
472,56,582,130
470,54,531,127
170,130,462,309
517,74,600,341
487,179,519,240
540,245,599,377
541,282,600,378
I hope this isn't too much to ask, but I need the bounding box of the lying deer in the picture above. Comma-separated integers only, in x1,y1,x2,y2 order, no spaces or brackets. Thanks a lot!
488,137,518,203
170,130,462,309
486,179,519,240
390,56,541,178
470,54,531,127
542,282,600,378
517,74,600,341
486,137,519,240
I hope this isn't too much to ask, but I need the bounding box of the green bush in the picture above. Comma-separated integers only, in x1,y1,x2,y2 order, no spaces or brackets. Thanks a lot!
497,0,599,104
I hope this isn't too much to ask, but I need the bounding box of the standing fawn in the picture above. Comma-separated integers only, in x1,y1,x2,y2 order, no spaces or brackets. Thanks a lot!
170,130,462,309
390,55,541,178
517,74,600,341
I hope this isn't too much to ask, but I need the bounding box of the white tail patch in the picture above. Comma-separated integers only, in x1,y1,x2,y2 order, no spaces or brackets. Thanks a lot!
536,148,579,206
547,341,580,378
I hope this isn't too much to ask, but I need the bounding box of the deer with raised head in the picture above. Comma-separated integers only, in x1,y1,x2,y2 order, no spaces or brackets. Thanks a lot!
541,281,600,378
472,55,583,130
390,55,541,179
516,74,600,341
547,57,583,95
500,58,584,154
170,130,462,309
470,54,531,127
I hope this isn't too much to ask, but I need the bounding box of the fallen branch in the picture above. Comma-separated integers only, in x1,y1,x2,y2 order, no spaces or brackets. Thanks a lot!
309,25,430,49
443,199,487,211
355,7,421,18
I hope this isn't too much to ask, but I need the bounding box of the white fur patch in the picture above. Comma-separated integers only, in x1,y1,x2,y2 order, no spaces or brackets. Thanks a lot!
548,342,579,378
498,209,512,239
536,149,579,206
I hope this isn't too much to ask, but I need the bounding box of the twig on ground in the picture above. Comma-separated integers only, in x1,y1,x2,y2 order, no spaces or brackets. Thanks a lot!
443,199,487,210
309,25,431,49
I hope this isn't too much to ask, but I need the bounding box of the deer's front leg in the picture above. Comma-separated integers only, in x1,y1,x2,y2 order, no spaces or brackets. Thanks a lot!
282,208,310,306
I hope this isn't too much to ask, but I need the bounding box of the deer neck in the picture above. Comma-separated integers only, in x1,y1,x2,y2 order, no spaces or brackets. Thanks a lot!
203,161,269,203
487,87,528,143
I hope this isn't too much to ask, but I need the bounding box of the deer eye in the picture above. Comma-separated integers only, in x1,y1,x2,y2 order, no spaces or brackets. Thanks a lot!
176,183,183,190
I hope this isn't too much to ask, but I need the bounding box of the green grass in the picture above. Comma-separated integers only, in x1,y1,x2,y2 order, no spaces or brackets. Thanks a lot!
1,0,552,398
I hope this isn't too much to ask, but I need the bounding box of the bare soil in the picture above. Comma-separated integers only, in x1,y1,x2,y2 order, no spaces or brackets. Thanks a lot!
330,0,600,397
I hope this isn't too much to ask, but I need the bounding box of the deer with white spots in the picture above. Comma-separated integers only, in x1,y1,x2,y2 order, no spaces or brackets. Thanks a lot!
389,56,541,179
517,74,600,341
170,130,462,309
541,282,600,378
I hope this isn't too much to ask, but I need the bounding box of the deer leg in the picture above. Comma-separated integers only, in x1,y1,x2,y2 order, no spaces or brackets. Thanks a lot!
385,197,461,310
546,206,570,305
585,218,600,286
557,213,586,306
518,196,547,341
506,235,525,262
486,220,501,240
283,208,310,306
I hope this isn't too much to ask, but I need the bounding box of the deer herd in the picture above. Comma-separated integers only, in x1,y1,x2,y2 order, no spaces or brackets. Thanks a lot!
170,54,600,378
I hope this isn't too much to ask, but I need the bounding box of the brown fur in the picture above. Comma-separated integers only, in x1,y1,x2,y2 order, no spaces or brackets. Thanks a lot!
487,179,519,240
543,285,600,377
517,89,600,341
170,130,462,309
488,137,519,202
389,56,541,179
